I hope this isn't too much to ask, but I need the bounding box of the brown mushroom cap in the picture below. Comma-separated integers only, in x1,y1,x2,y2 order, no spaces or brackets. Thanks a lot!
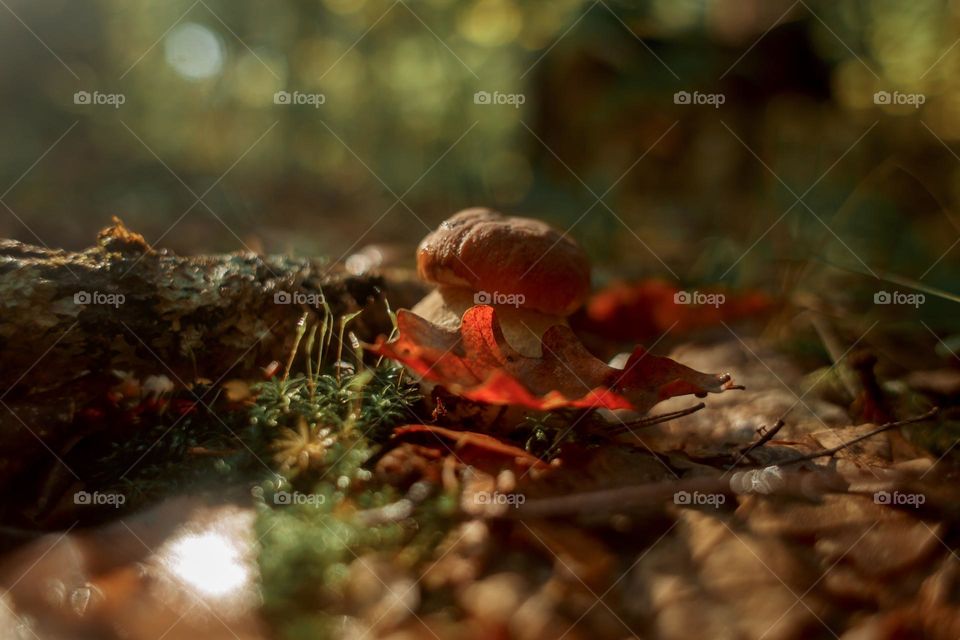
416,208,591,316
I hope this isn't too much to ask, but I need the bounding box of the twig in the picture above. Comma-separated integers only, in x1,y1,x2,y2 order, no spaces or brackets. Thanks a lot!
739,418,786,456
777,407,940,466
607,402,706,435
499,476,734,518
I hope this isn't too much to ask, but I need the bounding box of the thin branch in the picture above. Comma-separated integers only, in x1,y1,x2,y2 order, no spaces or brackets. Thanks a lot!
606,402,706,435
739,418,786,456
500,475,735,519
778,407,940,466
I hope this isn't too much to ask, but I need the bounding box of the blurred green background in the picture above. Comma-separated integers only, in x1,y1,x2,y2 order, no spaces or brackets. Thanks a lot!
1,0,958,303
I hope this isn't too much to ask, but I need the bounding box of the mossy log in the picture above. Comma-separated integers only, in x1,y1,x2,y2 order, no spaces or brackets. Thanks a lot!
0,220,424,496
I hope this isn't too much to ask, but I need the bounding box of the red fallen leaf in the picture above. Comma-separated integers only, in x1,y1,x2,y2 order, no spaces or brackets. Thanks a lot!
79,407,106,423
370,305,741,412
393,424,549,470
578,279,775,342
172,399,198,416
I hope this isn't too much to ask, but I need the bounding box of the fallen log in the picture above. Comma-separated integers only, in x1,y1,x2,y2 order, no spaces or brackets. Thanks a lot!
0,219,423,496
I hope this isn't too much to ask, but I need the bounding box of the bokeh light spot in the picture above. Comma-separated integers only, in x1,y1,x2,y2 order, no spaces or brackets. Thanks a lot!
458,0,523,46
164,22,226,80
163,530,249,598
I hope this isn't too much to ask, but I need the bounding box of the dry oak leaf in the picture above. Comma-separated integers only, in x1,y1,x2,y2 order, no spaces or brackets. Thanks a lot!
371,305,741,412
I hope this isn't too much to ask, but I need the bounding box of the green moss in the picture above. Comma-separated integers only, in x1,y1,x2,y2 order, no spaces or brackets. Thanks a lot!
246,310,461,636
249,367,418,438
71,304,451,635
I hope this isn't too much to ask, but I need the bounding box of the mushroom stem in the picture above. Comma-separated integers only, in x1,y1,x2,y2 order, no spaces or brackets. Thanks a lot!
411,286,567,358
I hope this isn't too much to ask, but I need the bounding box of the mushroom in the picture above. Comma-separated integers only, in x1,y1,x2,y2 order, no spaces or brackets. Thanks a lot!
412,208,591,357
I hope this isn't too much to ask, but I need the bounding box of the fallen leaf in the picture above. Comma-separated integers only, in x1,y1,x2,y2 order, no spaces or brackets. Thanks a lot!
393,424,549,470
578,279,775,342
370,305,741,412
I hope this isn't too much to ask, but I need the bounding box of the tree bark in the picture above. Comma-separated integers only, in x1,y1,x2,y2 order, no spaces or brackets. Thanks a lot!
0,219,424,497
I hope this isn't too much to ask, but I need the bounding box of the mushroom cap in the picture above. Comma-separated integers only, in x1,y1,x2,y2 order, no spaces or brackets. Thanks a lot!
416,208,591,316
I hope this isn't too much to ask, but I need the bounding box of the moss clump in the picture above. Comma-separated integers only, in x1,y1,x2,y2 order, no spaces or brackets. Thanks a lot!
249,312,458,638
249,367,419,445
69,304,452,636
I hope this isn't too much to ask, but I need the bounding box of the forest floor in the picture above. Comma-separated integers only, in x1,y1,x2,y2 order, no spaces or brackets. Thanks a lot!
1,224,958,640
